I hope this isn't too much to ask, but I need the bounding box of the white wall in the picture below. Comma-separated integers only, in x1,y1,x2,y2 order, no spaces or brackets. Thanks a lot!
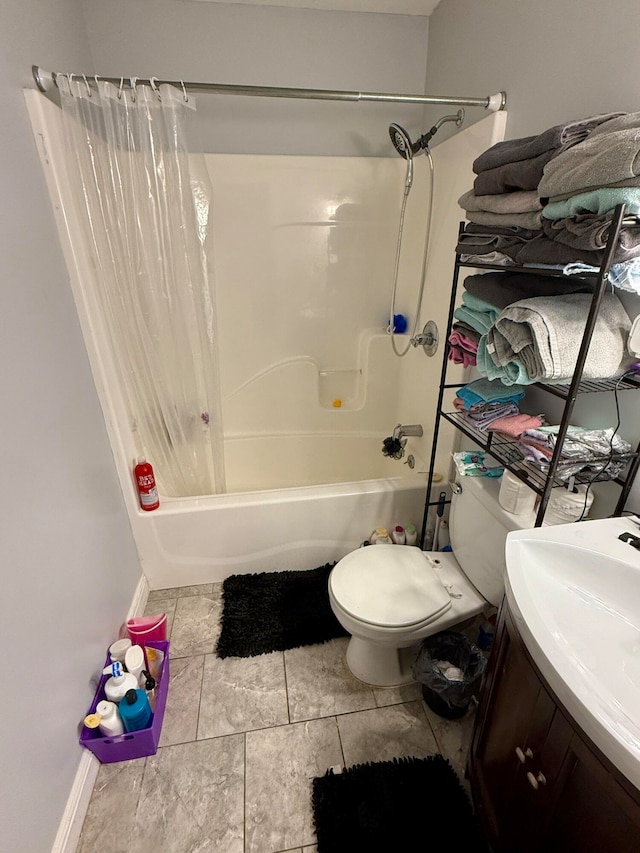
425,0,640,514
0,2,142,851
81,0,432,156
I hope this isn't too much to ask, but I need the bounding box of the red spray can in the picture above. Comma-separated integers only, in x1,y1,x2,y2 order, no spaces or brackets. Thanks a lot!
134,457,160,511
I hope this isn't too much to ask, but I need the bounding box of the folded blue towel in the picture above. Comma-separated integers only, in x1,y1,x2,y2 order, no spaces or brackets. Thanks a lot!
457,377,526,407
453,293,501,336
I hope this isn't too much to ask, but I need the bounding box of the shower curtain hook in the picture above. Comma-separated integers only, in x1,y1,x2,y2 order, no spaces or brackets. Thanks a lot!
81,74,92,97
149,77,162,101
180,80,189,103
130,77,137,103
117,77,124,100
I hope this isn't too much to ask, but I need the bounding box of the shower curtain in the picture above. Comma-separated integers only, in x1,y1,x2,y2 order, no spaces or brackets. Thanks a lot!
58,76,225,497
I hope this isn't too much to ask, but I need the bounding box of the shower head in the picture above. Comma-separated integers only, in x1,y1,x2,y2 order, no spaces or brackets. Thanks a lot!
388,109,465,159
389,123,416,160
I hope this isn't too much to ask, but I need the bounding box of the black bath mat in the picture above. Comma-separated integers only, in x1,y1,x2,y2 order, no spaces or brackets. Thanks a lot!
312,755,487,853
216,562,347,658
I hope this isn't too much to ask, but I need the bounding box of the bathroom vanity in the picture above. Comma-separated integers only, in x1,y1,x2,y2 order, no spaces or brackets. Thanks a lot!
469,517,640,852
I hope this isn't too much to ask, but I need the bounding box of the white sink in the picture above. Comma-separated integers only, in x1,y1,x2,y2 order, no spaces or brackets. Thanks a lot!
506,516,640,790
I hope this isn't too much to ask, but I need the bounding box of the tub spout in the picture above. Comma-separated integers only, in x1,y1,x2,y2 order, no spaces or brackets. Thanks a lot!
392,424,423,440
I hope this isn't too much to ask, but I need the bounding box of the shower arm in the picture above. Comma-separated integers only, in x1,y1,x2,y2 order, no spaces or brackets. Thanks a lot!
32,66,506,111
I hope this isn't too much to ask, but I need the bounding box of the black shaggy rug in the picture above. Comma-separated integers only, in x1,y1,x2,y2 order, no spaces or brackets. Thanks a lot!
312,755,487,853
216,562,348,658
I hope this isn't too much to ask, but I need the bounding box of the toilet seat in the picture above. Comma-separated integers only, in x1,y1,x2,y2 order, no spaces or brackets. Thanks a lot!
329,544,452,629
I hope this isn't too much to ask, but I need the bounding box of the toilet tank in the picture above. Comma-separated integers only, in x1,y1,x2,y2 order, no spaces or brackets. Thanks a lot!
449,474,535,607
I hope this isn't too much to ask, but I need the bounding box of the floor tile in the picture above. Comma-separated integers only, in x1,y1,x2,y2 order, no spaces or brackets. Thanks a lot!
422,700,476,781
372,681,422,707
285,638,376,722
198,651,289,739
148,584,215,601
159,655,205,747
337,701,439,767
245,718,343,853
130,735,244,853
77,758,147,853
170,593,221,658
143,597,177,638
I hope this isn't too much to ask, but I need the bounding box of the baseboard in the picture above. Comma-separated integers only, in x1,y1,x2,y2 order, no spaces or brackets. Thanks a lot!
51,573,148,853
127,572,150,620
50,751,99,853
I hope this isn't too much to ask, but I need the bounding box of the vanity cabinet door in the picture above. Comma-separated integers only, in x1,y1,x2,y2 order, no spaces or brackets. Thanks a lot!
542,729,640,853
471,607,640,853
471,617,555,849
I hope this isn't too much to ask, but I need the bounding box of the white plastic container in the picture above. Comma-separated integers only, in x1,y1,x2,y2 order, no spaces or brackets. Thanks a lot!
95,700,125,736
108,638,132,663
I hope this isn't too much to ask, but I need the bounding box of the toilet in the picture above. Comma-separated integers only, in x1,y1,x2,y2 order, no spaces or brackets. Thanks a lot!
328,475,534,686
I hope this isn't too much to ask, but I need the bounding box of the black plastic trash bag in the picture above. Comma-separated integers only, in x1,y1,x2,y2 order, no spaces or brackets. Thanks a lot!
412,630,487,719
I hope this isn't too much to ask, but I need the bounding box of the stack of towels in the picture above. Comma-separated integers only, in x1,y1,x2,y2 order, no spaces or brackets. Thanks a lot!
450,271,631,385
454,378,542,438
517,425,632,482
456,111,640,292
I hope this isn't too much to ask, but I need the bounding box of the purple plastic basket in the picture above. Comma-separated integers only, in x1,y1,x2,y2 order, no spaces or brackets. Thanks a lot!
80,640,170,763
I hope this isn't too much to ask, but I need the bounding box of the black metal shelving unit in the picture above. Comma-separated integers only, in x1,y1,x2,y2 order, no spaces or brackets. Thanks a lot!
421,203,640,543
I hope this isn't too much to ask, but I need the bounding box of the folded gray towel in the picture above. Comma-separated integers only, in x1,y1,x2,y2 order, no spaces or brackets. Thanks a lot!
486,293,631,382
542,215,640,259
539,112,640,199
474,150,555,195
473,113,624,173
459,188,542,215
504,234,604,267
465,209,544,230
463,272,592,310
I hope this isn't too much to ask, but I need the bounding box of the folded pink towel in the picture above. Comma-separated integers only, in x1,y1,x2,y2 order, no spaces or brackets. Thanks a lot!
449,329,479,354
489,413,542,438
448,346,477,368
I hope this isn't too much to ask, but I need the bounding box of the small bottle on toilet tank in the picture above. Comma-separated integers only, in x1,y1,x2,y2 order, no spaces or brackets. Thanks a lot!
391,525,406,544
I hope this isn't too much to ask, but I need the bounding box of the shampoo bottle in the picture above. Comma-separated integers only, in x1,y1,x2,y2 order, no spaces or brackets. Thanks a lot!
119,689,152,733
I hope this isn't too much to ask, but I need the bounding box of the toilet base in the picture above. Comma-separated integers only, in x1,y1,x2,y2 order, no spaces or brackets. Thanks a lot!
346,636,419,687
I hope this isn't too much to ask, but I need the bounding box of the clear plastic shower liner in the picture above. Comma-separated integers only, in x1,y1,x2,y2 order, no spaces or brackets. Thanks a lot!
58,76,225,496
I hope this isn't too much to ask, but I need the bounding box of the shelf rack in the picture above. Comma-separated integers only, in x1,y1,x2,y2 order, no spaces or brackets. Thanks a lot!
422,203,640,542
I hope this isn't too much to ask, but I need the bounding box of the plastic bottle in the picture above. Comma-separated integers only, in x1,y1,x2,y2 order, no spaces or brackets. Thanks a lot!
95,700,125,736
134,457,160,511
391,525,406,545
404,524,418,546
141,669,157,712
104,670,139,704
438,519,450,550
370,527,392,544
119,688,152,732
124,644,145,684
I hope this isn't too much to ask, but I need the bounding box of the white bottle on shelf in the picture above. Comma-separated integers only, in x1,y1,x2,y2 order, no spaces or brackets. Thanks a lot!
370,527,392,544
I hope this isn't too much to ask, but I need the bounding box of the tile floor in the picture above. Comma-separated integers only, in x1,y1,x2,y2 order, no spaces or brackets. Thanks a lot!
77,584,477,853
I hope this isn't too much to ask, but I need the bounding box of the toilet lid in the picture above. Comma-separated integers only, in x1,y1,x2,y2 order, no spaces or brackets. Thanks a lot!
330,545,452,628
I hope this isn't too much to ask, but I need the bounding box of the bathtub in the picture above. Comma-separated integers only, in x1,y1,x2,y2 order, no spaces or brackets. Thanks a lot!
133,434,428,589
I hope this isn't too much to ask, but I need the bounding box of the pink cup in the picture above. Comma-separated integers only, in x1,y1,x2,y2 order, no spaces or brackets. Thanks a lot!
126,613,167,644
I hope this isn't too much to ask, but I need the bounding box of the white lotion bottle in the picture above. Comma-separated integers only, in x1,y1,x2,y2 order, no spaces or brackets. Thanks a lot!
104,671,138,703
96,700,125,736
125,644,146,685
404,524,418,546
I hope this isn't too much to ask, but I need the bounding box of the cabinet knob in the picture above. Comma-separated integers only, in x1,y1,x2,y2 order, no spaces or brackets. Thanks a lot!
527,771,547,790
515,747,534,764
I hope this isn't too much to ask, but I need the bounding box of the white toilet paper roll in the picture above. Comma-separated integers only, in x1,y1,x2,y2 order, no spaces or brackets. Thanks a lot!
542,485,594,525
498,470,537,515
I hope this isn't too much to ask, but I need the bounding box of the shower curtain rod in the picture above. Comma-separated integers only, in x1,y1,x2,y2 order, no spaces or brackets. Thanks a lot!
32,66,506,111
